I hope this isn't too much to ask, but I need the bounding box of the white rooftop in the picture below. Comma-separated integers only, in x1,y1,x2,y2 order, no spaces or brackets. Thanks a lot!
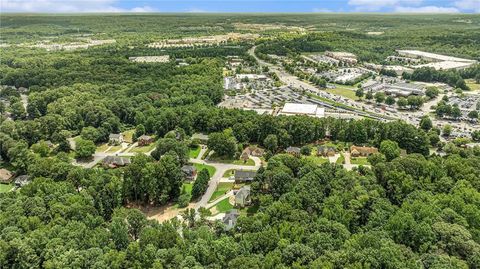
397,50,476,63
280,103,325,118
414,61,475,71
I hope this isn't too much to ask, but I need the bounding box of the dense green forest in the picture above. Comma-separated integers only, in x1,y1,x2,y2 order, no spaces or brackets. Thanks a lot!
0,14,479,268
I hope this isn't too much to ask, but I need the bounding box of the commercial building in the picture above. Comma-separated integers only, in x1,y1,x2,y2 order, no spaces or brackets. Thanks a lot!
279,103,325,118
384,82,425,96
396,50,477,71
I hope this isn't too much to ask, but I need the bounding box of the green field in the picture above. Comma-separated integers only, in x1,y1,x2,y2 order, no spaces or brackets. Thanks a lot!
466,79,480,91
223,169,235,178
193,163,216,177
182,183,193,195
305,155,330,165
336,154,345,164
122,130,135,143
130,143,156,153
325,86,359,100
0,184,13,193
214,198,234,214
189,145,201,159
209,155,255,166
350,157,370,165
209,182,234,202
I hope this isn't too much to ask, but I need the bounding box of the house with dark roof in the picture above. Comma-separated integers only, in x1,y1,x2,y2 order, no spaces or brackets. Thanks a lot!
222,209,240,230
181,165,197,181
285,146,301,157
102,156,131,168
317,146,336,157
234,170,257,184
137,135,154,146
235,185,251,208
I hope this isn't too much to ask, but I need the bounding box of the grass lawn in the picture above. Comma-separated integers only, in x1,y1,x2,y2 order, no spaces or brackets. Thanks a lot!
209,155,255,166
305,155,330,165
96,143,109,153
130,143,156,153
214,198,233,214
193,163,216,177
106,145,122,153
188,145,201,159
209,182,233,202
325,86,359,100
466,79,480,91
182,183,193,195
73,136,82,144
336,154,345,164
122,129,135,143
223,169,235,178
350,157,370,165
0,183,13,193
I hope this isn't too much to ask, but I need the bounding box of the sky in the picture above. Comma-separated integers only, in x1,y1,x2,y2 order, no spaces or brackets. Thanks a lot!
1,0,479,13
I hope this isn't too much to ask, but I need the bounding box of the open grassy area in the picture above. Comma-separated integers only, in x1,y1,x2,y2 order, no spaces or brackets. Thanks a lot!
350,157,370,165
209,154,255,166
0,183,14,193
214,198,233,214
305,155,330,165
182,183,193,195
193,163,216,177
122,129,135,143
106,145,123,153
209,182,234,202
223,169,235,178
96,143,109,153
325,85,359,100
336,154,345,164
130,143,156,153
188,145,201,159
466,79,480,91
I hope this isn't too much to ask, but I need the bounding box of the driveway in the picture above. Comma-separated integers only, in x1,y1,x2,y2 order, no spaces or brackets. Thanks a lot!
191,156,261,210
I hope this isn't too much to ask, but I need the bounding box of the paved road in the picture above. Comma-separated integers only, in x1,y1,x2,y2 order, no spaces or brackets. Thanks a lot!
192,156,262,210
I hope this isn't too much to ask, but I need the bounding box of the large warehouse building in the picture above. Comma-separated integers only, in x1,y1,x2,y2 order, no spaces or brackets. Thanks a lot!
279,103,325,118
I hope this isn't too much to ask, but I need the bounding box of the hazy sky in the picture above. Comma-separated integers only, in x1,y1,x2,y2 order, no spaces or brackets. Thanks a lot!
1,0,479,13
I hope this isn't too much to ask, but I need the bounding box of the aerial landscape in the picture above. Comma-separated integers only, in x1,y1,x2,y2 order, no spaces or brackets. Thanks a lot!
0,0,480,268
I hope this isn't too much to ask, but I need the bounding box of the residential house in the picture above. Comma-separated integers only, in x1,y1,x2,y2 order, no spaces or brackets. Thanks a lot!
0,168,13,183
240,151,250,163
234,185,251,208
243,146,265,157
222,209,240,230
192,133,209,144
102,156,131,168
350,145,378,157
317,146,336,157
181,165,197,181
14,175,30,188
285,146,301,157
137,135,154,146
234,170,257,184
109,133,124,145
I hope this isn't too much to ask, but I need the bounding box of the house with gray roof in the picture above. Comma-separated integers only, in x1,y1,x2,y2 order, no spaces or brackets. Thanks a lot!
235,185,251,208
234,170,257,183
222,209,240,230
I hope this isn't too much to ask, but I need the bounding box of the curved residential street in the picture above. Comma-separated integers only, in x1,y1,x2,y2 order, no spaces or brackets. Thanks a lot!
191,155,262,210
